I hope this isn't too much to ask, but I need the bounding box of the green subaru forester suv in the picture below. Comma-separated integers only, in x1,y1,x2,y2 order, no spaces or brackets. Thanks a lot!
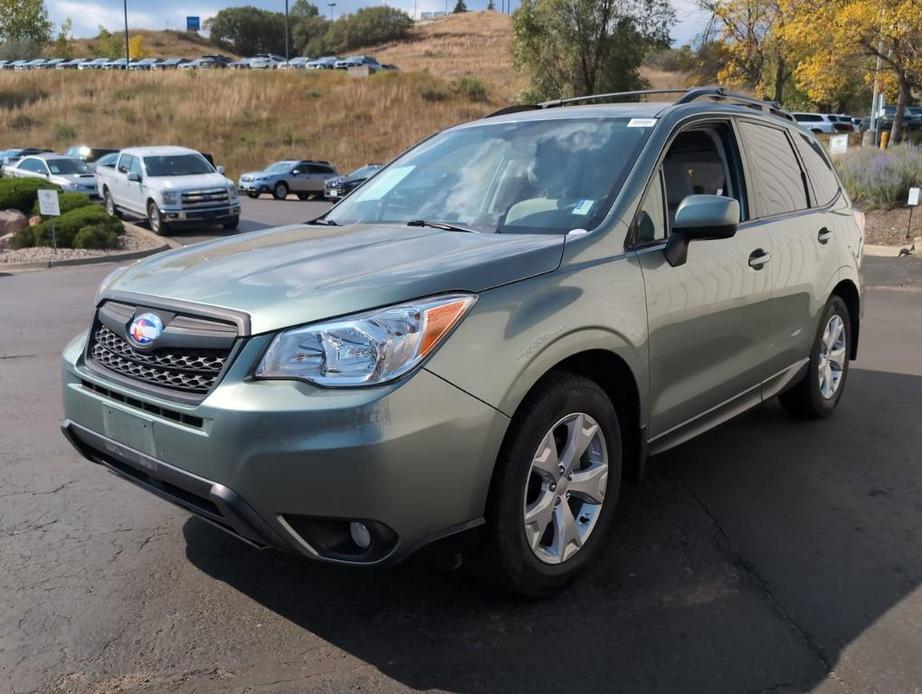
62,88,864,595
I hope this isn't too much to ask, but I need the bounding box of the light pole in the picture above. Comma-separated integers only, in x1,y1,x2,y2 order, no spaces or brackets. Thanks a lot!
123,0,130,69
284,0,290,62
328,2,336,20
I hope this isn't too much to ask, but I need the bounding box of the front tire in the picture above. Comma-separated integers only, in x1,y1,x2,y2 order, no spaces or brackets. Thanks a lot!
779,296,851,418
296,192,310,201
147,201,168,235
103,188,119,219
272,182,289,200
473,372,622,596
222,215,239,230
246,191,259,199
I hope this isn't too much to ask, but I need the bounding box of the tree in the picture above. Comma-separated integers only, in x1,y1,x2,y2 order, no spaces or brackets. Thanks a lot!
778,0,922,143
0,0,52,45
53,17,74,60
487,0,496,9
293,15,330,56
698,0,792,104
206,6,287,56
291,0,320,20
512,0,674,100
129,35,150,60
321,7,413,53
454,0,469,12
90,27,124,59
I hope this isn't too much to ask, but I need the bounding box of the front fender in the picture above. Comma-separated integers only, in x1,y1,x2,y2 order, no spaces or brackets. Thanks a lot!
424,257,649,423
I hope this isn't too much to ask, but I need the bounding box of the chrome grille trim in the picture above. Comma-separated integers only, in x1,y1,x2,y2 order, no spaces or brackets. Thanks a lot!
181,188,229,209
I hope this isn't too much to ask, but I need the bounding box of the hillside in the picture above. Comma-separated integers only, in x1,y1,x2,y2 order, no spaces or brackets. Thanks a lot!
68,30,242,60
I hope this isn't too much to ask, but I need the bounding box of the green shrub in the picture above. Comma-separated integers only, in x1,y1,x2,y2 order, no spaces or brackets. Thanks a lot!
31,205,124,248
455,77,488,103
420,84,450,102
0,178,61,213
31,191,92,217
9,227,35,249
73,225,122,250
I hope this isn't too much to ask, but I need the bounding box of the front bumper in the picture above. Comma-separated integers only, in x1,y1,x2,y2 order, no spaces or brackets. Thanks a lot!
61,331,508,565
161,204,240,225
238,181,269,194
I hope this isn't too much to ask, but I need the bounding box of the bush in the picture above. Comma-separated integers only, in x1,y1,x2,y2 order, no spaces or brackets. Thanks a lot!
31,191,92,217
834,143,922,210
27,205,124,248
73,225,122,250
0,178,61,213
420,84,450,102
455,77,488,102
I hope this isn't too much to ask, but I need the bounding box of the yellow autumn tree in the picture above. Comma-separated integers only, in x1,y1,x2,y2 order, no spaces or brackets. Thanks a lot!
699,0,793,104
128,34,150,60
779,0,922,142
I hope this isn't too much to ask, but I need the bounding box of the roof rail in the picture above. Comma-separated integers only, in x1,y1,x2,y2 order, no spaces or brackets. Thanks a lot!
483,86,795,122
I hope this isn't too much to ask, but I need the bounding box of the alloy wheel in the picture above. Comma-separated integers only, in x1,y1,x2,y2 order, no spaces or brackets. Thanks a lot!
818,314,847,399
523,412,608,565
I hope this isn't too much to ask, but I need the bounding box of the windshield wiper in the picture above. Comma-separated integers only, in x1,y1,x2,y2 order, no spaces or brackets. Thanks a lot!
407,219,478,233
306,218,338,226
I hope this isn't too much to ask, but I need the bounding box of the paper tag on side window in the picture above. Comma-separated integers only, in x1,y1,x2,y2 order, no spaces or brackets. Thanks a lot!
627,118,657,128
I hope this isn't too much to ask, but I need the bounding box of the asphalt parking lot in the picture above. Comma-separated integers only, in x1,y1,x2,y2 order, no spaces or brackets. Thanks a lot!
2,215,922,692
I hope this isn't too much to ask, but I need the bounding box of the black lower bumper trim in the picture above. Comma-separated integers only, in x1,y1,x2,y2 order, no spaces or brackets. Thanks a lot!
61,419,288,551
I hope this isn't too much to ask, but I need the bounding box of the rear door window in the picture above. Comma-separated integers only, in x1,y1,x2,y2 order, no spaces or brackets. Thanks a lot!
738,122,809,218
793,133,841,207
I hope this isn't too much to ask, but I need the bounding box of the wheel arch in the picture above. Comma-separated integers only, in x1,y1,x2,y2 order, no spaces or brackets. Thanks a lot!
831,279,860,358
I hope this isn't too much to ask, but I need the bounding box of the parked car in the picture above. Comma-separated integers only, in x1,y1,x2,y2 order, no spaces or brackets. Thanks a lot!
66,146,119,165
41,58,65,69
153,58,190,70
0,148,52,172
228,58,253,70
128,58,161,70
305,56,340,70
334,55,383,72
280,57,311,69
92,152,120,170
323,164,382,200
97,146,239,234
180,55,231,70
78,58,110,70
2,153,99,196
238,159,338,200
792,112,851,134
61,87,864,595
249,54,287,70
16,58,46,70
57,58,87,69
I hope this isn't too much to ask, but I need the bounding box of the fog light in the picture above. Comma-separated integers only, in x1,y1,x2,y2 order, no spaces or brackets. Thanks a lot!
349,521,372,549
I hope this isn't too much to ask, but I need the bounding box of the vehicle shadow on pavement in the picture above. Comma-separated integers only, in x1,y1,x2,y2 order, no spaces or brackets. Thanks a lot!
183,367,922,693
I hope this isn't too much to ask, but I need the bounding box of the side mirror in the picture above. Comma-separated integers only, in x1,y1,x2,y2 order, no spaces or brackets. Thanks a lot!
127,172,141,183
664,195,740,267
216,165,225,174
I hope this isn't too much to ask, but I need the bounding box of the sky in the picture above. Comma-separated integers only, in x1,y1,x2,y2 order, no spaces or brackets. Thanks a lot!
47,0,711,46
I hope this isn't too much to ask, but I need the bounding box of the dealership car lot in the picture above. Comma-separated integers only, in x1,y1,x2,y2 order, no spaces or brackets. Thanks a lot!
2,208,922,690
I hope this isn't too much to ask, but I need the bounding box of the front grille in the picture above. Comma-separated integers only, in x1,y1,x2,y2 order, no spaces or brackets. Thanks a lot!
80,379,204,428
91,326,226,394
181,188,229,209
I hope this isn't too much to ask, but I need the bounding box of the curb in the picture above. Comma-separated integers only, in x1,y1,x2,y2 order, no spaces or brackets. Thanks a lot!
865,242,915,258
0,220,175,272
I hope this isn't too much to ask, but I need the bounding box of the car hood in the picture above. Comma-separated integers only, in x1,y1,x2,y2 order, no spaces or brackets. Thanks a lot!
107,223,565,334
50,173,95,186
151,173,233,190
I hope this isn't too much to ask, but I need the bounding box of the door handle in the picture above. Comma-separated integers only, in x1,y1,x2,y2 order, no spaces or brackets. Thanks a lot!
748,249,771,269
818,227,832,245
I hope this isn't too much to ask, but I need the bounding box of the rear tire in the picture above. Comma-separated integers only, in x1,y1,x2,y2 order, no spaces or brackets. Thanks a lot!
147,201,169,235
272,182,289,200
470,372,622,596
779,296,851,418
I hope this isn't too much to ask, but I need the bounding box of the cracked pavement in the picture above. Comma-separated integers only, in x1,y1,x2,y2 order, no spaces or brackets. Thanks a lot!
1,255,921,694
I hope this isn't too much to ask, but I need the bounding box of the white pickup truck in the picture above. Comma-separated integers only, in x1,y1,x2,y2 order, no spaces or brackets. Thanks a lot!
98,146,240,234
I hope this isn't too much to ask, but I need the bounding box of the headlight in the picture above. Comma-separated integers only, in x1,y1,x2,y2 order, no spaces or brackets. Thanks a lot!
94,264,128,304
227,185,238,202
255,294,477,387
161,191,180,206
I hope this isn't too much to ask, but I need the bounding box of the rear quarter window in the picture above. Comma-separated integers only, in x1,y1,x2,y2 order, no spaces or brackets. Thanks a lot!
738,121,809,218
794,133,841,207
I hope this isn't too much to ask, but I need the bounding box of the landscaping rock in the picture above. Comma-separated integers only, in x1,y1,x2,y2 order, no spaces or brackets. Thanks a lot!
28,215,41,227
0,209,27,235
0,231,14,250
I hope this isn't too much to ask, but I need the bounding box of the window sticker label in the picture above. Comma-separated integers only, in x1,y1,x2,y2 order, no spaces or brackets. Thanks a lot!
572,199,594,215
351,165,414,202
628,118,657,128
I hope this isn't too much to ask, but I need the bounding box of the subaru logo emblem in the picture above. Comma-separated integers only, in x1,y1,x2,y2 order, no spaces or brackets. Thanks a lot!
128,312,163,348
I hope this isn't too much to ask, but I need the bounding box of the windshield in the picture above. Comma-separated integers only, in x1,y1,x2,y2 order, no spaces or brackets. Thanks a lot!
347,165,380,180
265,161,296,174
325,117,651,234
47,159,90,175
144,154,214,177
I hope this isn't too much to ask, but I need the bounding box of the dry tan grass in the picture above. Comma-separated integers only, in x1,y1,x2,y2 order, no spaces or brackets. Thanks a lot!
356,12,526,100
0,70,495,177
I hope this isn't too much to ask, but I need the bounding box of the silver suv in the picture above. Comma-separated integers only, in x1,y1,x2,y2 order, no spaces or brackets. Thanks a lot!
61,88,863,595
238,160,338,200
